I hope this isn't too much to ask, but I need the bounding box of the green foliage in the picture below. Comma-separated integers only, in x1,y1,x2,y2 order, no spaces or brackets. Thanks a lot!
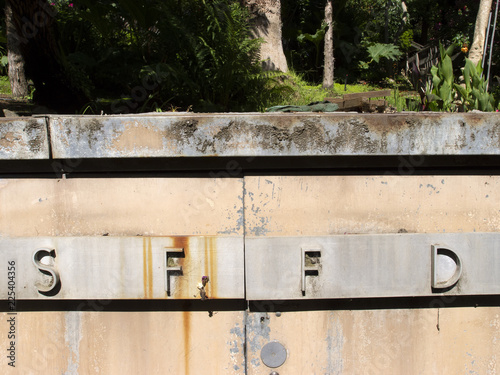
297,22,327,46
0,40,8,76
389,88,420,112
141,0,266,111
425,43,456,111
297,22,328,67
51,0,272,112
399,30,413,52
0,75,11,95
261,70,383,108
366,43,402,63
359,43,402,70
9,0,490,113
258,71,335,108
424,43,496,112
454,59,495,112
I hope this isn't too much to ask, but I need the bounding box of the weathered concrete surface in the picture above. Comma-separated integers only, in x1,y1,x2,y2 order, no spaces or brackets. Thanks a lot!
1,308,497,374
244,175,500,236
0,118,48,159
1,113,500,374
9,175,500,239
48,112,500,158
246,307,500,374
0,178,244,237
244,174,500,374
0,311,246,374
1,113,500,160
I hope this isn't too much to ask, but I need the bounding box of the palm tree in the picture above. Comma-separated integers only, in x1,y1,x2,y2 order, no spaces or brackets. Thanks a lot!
5,0,87,111
469,0,493,66
322,0,334,88
5,0,28,98
242,0,288,72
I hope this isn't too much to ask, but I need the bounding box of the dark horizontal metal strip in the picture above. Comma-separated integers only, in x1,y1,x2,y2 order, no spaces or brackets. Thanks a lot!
1,299,247,312
2,295,498,312
2,155,500,176
248,295,500,312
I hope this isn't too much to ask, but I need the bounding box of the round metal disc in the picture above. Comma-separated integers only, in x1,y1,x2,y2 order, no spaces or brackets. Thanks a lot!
260,341,287,368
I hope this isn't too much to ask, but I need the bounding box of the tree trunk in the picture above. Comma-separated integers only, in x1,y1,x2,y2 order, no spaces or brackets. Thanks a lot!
5,0,29,98
469,0,493,66
5,0,88,112
243,0,288,72
322,0,334,88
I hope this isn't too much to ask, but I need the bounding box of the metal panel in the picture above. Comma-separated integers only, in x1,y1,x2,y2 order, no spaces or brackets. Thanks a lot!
246,233,500,300
0,236,244,299
0,118,49,159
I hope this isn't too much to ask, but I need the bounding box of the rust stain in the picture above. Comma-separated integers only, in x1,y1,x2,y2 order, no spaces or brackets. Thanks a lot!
209,237,217,299
172,236,189,251
142,237,153,298
204,237,209,294
165,236,219,299
142,237,147,298
148,237,153,298
183,310,191,374
172,236,189,298
204,237,209,276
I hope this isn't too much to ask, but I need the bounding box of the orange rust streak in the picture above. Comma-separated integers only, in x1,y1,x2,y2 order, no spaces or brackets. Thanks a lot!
148,237,153,298
204,237,209,291
142,237,147,298
183,311,191,374
209,237,217,298
172,236,189,299
172,236,189,249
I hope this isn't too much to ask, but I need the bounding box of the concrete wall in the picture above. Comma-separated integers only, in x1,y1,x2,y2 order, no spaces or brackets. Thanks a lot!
1,113,499,374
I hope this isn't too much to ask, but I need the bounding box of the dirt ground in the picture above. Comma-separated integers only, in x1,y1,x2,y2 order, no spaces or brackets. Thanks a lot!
0,95,37,117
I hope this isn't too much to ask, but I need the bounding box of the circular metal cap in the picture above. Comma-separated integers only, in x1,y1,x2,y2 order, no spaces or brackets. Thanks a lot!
261,341,287,368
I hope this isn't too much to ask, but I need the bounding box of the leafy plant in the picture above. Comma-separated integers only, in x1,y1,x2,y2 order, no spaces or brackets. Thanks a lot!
399,30,413,52
359,43,402,69
425,43,456,111
52,0,276,112
423,43,496,112
367,43,402,63
297,22,328,68
454,58,495,112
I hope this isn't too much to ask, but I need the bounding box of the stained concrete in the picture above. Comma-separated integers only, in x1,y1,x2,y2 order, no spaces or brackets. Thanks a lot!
1,112,499,374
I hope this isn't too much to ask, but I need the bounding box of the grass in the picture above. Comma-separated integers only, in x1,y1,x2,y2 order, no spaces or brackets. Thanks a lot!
261,71,426,112
262,71,386,109
387,88,421,111
0,71,422,113
0,75,12,96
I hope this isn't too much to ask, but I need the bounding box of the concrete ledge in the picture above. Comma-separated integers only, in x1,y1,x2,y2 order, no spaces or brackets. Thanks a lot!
48,112,500,159
0,117,49,159
2,113,500,162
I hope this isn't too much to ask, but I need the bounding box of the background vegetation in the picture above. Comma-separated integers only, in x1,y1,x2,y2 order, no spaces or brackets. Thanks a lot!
0,0,499,113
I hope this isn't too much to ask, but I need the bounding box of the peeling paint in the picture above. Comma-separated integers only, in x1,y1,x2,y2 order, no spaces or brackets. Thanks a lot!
229,321,246,373
325,312,344,375
246,313,272,370
64,312,82,375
